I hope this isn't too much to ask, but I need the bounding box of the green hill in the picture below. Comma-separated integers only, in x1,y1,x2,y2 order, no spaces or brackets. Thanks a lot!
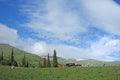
58,58,120,66
0,44,43,67
77,59,105,66
1,44,120,67
77,59,120,66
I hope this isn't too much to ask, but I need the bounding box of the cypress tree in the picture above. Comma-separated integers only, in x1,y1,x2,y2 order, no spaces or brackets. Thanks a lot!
47,53,51,68
26,61,29,67
39,61,42,68
38,58,43,68
11,48,14,65
9,48,18,67
0,51,3,64
43,57,46,68
0,51,3,61
53,50,58,67
22,54,26,67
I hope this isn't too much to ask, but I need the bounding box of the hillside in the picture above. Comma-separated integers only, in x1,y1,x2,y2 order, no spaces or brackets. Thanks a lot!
0,44,43,66
58,58,120,66
77,59,105,66
77,59,120,66
1,44,120,67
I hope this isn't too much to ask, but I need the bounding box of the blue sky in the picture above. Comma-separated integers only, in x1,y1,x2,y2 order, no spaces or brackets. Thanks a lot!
0,0,120,61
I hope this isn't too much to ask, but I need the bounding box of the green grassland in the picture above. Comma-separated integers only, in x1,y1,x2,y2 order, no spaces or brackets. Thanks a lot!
0,66,120,80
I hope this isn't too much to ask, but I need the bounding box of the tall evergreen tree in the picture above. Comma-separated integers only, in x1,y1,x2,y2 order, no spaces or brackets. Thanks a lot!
11,48,14,65
0,51,3,64
38,58,43,68
22,54,26,67
26,61,29,67
39,61,42,68
9,48,18,66
43,57,46,68
53,50,58,67
47,53,51,68
0,51,3,61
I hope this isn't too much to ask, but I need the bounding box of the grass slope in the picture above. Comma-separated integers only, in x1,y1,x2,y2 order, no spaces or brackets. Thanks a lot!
0,44,43,66
0,66,120,80
52,57,120,66
78,59,120,66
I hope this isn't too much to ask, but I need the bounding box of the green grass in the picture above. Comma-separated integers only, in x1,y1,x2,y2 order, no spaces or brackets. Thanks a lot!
0,66,120,80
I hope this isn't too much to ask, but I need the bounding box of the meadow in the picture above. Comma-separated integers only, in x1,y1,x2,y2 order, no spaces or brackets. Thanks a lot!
0,66,120,80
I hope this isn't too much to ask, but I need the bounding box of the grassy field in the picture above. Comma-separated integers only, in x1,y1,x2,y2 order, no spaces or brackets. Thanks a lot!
0,66,120,80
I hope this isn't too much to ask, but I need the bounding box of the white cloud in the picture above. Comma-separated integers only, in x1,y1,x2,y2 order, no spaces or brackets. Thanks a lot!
18,0,120,61
0,24,120,61
21,0,86,42
0,23,18,44
1,0,120,61
88,36,120,61
27,36,120,61
0,23,36,54
0,23,50,56
20,0,120,42
79,0,120,35
29,42,88,59
29,42,49,56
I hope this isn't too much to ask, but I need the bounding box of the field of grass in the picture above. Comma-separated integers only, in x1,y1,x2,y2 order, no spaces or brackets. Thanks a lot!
0,66,120,80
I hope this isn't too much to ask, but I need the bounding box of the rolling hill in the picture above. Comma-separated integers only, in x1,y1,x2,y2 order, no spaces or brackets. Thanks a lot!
0,44,120,67
74,59,120,66
0,44,43,67
58,58,120,66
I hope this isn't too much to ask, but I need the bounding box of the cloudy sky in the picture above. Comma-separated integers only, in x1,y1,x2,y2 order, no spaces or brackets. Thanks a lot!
0,0,120,61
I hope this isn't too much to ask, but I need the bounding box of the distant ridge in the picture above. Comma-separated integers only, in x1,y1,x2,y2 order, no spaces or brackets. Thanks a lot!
0,43,10,46
57,58,120,66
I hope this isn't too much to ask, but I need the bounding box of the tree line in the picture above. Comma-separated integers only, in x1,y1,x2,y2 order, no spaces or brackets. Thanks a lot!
0,48,58,68
39,50,58,68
